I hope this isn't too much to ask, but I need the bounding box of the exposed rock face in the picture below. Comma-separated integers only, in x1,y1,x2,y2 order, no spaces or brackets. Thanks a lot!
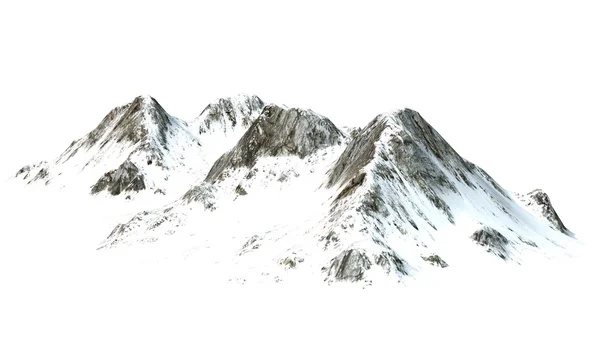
325,249,372,282
15,162,49,183
62,95,173,163
91,160,146,196
422,254,449,268
526,189,569,234
325,110,469,226
471,227,510,260
193,95,265,135
181,182,216,211
205,104,345,182
327,109,467,192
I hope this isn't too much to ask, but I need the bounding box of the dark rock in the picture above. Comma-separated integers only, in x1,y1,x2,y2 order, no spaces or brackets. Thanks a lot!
320,230,340,250
235,185,248,196
527,189,570,234
325,249,372,282
376,251,408,275
335,172,367,201
327,109,465,190
205,104,345,182
15,165,31,179
182,182,216,211
422,254,449,268
82,95,172,151
326,115,388,188
471,227,510,260
90,159,146,196
238,235,261,255
195,95,265,135
325,109,459,224
33,168,49,181
518,236,539,248
281,256,305,269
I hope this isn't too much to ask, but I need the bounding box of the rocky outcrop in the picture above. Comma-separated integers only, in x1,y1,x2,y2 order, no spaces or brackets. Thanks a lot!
327,109,465,194
15,161,49,183
422,254,449,268
193,94,265,136
324,249,372,282
205,104,345,182
181,182,216,211
471,227,510,260
63,95,173,159
91,160,145,196
526,189,570,234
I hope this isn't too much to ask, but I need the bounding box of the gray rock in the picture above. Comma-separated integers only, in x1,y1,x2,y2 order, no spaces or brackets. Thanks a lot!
206,104,345,182
376,251,408,275
327,109,458,223
422,254,449,268
281,255,305,269
470,227,510,260
195,95,264,135
527,189,570,234
238,235,262,256
91,159,146,196
73,95,173,156
181,182,216,210
324,249,372,282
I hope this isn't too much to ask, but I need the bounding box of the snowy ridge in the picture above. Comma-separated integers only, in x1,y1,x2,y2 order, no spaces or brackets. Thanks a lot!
13,94,265,199
95,104,576,284
191,94,264,136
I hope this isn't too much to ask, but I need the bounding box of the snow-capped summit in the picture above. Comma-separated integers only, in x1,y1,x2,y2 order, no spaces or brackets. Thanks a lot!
191,94,265,136
14,95,204,197
316,108,573,281
13,94,265,199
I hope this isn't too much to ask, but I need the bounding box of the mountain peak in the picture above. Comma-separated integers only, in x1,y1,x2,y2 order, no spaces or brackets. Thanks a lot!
78,95,172,152
327,107,466,189
193,94,265,136
205,104,345,182
523,189,570,234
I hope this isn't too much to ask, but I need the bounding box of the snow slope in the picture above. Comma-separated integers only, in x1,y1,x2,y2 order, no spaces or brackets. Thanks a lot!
96,105,577,284
1,176,595,337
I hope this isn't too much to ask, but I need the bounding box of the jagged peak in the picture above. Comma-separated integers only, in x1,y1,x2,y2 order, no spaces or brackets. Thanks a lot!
327,107,465,189
193,94,265,135
55,95,177,168
525,189,570,235
205,103,345,182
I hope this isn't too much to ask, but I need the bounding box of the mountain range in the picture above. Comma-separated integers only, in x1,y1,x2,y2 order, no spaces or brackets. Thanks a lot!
12,94,575,284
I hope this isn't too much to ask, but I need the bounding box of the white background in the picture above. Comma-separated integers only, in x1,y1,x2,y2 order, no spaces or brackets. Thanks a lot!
1,1,600,335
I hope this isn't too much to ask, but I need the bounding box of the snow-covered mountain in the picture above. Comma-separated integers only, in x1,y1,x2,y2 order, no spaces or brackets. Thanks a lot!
95,103,575,284
13,94,264,199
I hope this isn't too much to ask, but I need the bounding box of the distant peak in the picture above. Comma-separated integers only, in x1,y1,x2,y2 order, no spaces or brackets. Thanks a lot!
132,94,160,106
194,94,265,135
137,94,154,100
205,104,344,182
